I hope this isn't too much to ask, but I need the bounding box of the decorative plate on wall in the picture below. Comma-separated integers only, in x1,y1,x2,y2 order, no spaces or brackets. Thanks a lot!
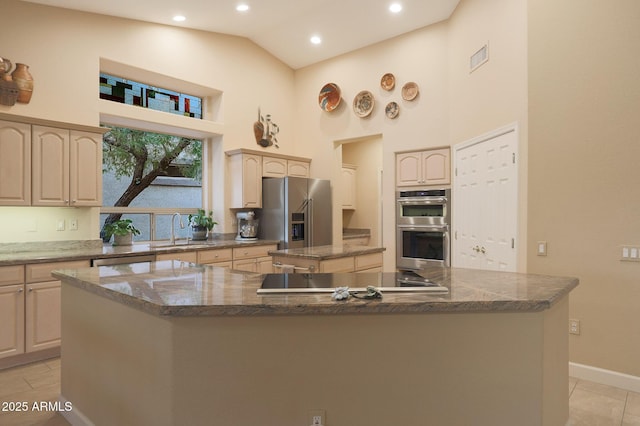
385,101,399,119
402,82,419,101
380,73,395,91
318,83,342,112
353,90,374,118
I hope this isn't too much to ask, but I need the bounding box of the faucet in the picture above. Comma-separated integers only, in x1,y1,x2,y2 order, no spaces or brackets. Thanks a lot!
170,213,185,245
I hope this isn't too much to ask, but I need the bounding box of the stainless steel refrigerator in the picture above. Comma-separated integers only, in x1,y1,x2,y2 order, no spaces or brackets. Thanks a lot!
259,177,332,249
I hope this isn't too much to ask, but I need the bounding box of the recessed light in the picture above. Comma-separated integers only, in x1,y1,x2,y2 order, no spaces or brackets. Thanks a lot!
173,15,186,22
310,35,322,45
389,3,402,13
236,4,250,12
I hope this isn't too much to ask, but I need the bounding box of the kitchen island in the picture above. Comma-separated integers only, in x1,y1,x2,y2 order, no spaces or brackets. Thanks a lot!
53,262,578,426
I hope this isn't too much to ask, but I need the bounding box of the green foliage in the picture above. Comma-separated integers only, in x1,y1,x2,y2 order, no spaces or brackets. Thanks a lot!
188,209,217,230
102,126,202,182
103,219,141,239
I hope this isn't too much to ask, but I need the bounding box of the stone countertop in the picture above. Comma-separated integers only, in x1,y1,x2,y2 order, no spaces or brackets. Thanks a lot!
53,262,578,317
0,239,280,266
269,244,385,260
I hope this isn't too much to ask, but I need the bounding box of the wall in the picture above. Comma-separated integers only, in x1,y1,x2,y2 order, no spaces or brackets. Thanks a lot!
294,0,528,269
528,0,640,377
0,0,295,241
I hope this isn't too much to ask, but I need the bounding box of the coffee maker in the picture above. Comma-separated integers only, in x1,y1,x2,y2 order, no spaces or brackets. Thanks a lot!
235,211,259,241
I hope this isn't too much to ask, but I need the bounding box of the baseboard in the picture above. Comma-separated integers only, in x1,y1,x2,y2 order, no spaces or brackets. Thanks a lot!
58,394,94,426
569,362,640,393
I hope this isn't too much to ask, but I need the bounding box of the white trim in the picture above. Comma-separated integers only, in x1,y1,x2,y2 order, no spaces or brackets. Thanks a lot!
569,362,640,393
58,394,94,426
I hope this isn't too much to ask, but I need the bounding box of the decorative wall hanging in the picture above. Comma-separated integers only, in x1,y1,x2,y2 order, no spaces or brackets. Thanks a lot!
253,108,279,148
318,82,341,112
401,82,419,101
353,90,374,118
0,56,33,106
380,73,395,91
385,101,399,119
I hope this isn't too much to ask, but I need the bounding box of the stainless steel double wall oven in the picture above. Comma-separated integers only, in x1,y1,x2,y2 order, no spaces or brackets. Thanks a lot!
396,188,450,270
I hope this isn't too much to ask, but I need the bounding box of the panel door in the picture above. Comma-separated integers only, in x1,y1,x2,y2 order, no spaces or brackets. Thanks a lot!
287,160,310,178
422,148,451,185
32,126,70,206
0,121,31,206
262,156,287,177
0,284,25,359
25,281,61,352
341,165,357,209
453,125,518,271
396,152,422,186
70,131,103,206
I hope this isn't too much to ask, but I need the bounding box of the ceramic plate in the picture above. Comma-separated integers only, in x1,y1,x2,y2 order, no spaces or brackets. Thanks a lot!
353,90,374,118
318,83,341,112
380,73,395,91
402,82,419,101
385,101,399,119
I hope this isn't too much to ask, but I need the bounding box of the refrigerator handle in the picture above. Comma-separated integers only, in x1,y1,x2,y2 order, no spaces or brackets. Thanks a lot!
308,198,313,247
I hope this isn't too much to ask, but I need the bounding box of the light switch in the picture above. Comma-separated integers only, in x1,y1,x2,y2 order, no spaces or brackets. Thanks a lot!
57,220,65,231
631,248,639,259
537,241,547,256
622,247,630,258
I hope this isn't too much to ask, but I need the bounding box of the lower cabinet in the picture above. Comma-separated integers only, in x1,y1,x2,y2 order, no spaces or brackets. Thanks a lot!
0,282,25,359
232,244,278,273
156,251,198,263
25,281,61,352
271,252,383,274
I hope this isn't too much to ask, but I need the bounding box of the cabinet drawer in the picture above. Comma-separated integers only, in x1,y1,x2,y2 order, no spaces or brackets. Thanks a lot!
156,251,198,263
26,260,90,283
0,265,25,286
233,244,277,260
355,253,383,271
197,248,233,264
319,257,355,273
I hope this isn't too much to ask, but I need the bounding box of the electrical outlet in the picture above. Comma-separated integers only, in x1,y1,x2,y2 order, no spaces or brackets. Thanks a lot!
569,319,580,335
69,218,78,230
309,409,325,426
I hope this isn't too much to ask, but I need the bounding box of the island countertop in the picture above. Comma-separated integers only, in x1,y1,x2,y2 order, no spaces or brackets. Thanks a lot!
52,261,578,317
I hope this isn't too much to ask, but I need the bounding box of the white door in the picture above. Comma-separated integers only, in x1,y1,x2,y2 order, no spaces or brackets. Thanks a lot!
453,124,519,271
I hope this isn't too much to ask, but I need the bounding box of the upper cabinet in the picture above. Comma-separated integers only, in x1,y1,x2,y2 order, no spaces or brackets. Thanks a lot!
396,147,451,187
341,164,357,210
0,114,105,207
227,149,311,208
32,127,102,207
0,120,31,206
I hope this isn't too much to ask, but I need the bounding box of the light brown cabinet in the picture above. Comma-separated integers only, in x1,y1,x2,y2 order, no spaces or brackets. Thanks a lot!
0,260,89,361
396,147,450,187
263,156,311,178
229,153,262,208
0,115,104,207
271,251,383,274
232,244,277,273
287,160,310,178
0,120,31,206
156,251,198,263
341,164,357,210
197,248,233,268
32,126,103,207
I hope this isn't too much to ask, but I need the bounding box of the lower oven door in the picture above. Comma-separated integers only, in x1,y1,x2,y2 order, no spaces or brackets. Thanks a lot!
396,224,450,270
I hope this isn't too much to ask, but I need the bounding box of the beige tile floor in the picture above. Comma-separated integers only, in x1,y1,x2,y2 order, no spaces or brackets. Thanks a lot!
1,358,639,425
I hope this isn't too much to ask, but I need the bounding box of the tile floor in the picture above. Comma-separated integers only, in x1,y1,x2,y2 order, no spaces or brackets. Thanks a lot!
1,358,639,425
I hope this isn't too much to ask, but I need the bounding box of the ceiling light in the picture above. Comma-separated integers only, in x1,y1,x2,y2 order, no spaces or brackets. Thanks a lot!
173,15,186,22
389,3,403,13
236,4,250,12
310,35,322,45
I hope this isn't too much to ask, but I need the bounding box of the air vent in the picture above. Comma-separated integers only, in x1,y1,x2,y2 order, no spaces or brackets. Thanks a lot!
470,42,489,73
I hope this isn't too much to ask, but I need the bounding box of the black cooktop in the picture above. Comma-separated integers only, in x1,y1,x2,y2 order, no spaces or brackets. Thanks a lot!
259,271,448,293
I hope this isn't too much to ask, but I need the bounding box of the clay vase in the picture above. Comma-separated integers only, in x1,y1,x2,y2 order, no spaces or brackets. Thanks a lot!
11,63,33,104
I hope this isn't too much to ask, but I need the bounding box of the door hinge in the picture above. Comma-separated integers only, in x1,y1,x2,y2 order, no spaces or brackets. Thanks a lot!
512,153,516,164
511,238,515,249
455,167,458,177
455,231,458,240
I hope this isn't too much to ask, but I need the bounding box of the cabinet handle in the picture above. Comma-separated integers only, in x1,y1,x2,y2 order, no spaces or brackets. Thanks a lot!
28,287,33,292
18,288,23,293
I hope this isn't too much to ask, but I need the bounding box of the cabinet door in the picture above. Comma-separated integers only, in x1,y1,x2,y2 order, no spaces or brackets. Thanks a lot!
341,165,357,209
70,131,103,206
0,120,31,206
230,153,262,208
156,251,198,262
262,156,287,177
0,284,25,359
422,148,450,186
197,248,233,264
396,152,422,186
287,160,310,178
256,256,274,273
32,126,70,206
25,281,61,353
319,257,355,273
232,258,257,272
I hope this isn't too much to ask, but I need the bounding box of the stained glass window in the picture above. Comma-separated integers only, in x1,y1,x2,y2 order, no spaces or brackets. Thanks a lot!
99,73,202,119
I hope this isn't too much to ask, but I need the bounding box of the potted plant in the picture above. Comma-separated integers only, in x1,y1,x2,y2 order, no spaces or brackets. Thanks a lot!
188,209,217,241
103,219,141,246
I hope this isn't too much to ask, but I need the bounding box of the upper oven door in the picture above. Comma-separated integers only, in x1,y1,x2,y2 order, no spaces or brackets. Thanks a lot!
396,189,450,225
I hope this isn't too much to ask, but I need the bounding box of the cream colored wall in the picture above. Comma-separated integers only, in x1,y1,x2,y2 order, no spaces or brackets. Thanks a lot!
342,137,383,245
528,0,640,377
0,0,295,241
0,207,98,242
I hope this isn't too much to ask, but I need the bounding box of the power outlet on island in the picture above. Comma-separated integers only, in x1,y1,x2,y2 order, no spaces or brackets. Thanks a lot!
309,409,325,426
